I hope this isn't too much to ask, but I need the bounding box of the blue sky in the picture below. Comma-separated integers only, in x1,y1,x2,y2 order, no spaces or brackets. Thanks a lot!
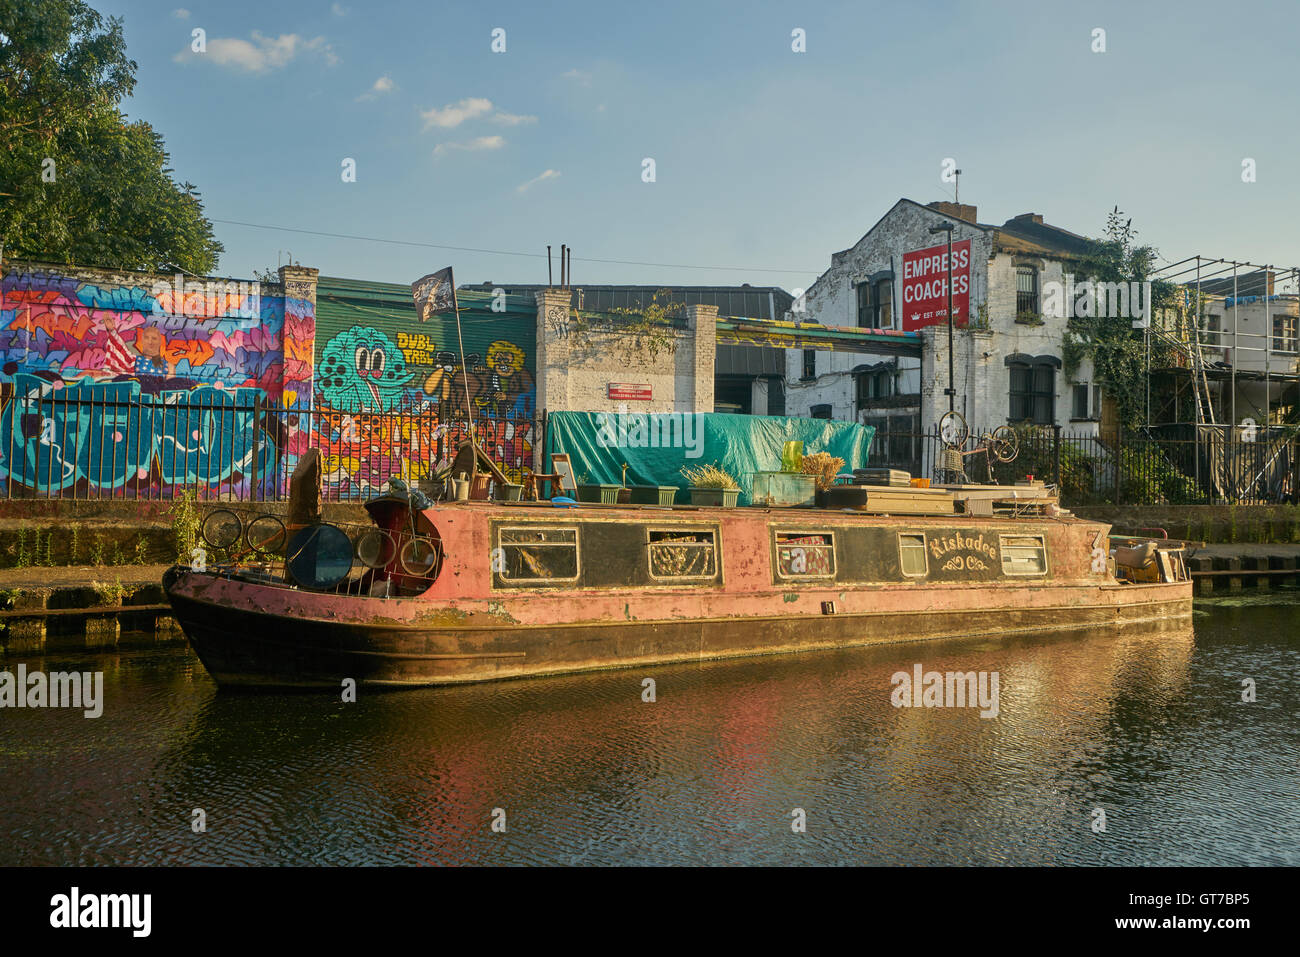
103,0,1300,293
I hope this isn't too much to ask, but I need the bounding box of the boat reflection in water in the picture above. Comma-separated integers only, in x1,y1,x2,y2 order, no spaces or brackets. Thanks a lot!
126,618,1203,866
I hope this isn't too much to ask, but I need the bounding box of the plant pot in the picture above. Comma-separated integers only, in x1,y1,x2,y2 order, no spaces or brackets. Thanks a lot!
616,488,632,505
630,485,679,506
689,487,739,508
470,474,491,500
497,483,523,502
577,483,621,504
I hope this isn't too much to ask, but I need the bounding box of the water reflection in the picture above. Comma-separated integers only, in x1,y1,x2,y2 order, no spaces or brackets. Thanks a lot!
1,603,1295,865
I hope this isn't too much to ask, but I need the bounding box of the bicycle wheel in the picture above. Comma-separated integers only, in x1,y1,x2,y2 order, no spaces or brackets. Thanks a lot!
244,515,286,556
201,508,243,550
938,410,968,450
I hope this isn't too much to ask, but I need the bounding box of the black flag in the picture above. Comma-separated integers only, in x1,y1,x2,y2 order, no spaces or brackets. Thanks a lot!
412,267,455,321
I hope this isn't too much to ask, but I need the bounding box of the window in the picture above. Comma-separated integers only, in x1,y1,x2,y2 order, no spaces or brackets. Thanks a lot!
775,532,835,579
1009,362,1055,424
857,369,893,405
647,529,717,581
1273,314,1297,353
855,278,893,329
802,349,816,380
1016,265,1039,316
1000,535,1047,576
876,279,893,328
810,404,832,419
1071,383,1101,420
497,527,579,583
898,533,928,577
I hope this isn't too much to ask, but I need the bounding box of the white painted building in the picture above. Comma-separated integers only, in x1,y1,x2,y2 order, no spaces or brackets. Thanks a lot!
784,199,1112,451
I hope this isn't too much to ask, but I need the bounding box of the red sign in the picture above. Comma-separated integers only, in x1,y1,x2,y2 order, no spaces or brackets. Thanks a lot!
901,239,972,331
608,383,652,401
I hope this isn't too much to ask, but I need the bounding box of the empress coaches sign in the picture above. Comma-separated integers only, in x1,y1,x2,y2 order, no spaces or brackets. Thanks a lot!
901,239,971,331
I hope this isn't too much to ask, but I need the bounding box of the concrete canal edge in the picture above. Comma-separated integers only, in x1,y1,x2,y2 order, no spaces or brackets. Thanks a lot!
0,564,183,655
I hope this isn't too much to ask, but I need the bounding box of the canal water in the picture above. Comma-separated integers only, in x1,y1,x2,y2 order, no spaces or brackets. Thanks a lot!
1,597,1296,866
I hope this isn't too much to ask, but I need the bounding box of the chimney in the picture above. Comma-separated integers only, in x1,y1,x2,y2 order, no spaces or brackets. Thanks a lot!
927,201,978,224
1011,212,1044,225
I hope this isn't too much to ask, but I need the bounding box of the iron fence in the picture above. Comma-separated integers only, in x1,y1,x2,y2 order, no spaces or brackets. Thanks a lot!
5,384,1295,507
0,389,543,503
864,423,1300,506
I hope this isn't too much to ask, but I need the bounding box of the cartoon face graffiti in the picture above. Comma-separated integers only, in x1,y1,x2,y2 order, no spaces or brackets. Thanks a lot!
317,326,414,412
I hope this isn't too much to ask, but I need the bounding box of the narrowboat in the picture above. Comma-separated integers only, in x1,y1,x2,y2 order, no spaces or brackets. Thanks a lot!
162,481,1194,690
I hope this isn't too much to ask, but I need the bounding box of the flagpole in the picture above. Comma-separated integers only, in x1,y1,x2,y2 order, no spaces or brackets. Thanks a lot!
450,274,476,453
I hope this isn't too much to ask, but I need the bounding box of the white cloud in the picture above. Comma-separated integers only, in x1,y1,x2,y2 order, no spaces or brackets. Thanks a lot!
561,68,592,86
173,8,190,18
174,31,338,72
517,169,560,193
331,2,348,14
433,136,506,157
420,97,494,129
355,74,395,101
491,111,537,127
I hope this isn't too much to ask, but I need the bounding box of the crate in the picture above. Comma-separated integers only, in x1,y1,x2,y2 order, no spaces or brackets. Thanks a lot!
853,468,911,487
750,471,816,507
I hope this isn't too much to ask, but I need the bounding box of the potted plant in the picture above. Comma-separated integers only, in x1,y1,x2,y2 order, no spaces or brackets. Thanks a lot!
575,471,620,504
800,451,846,507
616,463,632,505
680,463,740,507
630,484,679,505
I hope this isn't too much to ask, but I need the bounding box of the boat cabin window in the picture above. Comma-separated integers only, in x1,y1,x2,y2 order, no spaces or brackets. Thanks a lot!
898,533,928,577
498,527,580,583
647,530,717,581
1000,534,1047,576
775,532,835,580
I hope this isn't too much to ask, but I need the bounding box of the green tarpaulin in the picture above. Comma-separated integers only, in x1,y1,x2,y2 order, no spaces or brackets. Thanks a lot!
544,411,875,505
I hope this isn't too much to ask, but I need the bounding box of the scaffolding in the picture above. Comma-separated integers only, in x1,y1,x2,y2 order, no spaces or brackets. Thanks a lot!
1147,255,1300,428
1146,256,1300,501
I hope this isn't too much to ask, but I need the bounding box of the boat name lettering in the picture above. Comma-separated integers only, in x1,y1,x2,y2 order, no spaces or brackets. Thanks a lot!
929,533,997,562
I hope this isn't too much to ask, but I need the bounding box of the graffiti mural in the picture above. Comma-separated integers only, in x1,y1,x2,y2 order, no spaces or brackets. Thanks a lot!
0,268,289,396
317,326,413,412
311,282,539,494
0,373,278,496
0,265,313,496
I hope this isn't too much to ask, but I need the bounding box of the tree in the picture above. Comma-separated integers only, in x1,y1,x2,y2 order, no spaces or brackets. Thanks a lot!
1063,207,1176,430
0,0,223,272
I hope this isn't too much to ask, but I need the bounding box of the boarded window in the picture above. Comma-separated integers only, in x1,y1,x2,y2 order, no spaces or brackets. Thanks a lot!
1000,535,1047,575
776,532,835,578
648,530,717,580
499,527,579,582
899,533,928,576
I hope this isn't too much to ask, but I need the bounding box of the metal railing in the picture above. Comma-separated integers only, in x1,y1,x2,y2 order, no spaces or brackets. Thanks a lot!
864,423,1300,505
0,390,543,503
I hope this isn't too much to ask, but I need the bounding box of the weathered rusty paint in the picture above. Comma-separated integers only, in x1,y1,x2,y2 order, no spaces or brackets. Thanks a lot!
163,501,1193,690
